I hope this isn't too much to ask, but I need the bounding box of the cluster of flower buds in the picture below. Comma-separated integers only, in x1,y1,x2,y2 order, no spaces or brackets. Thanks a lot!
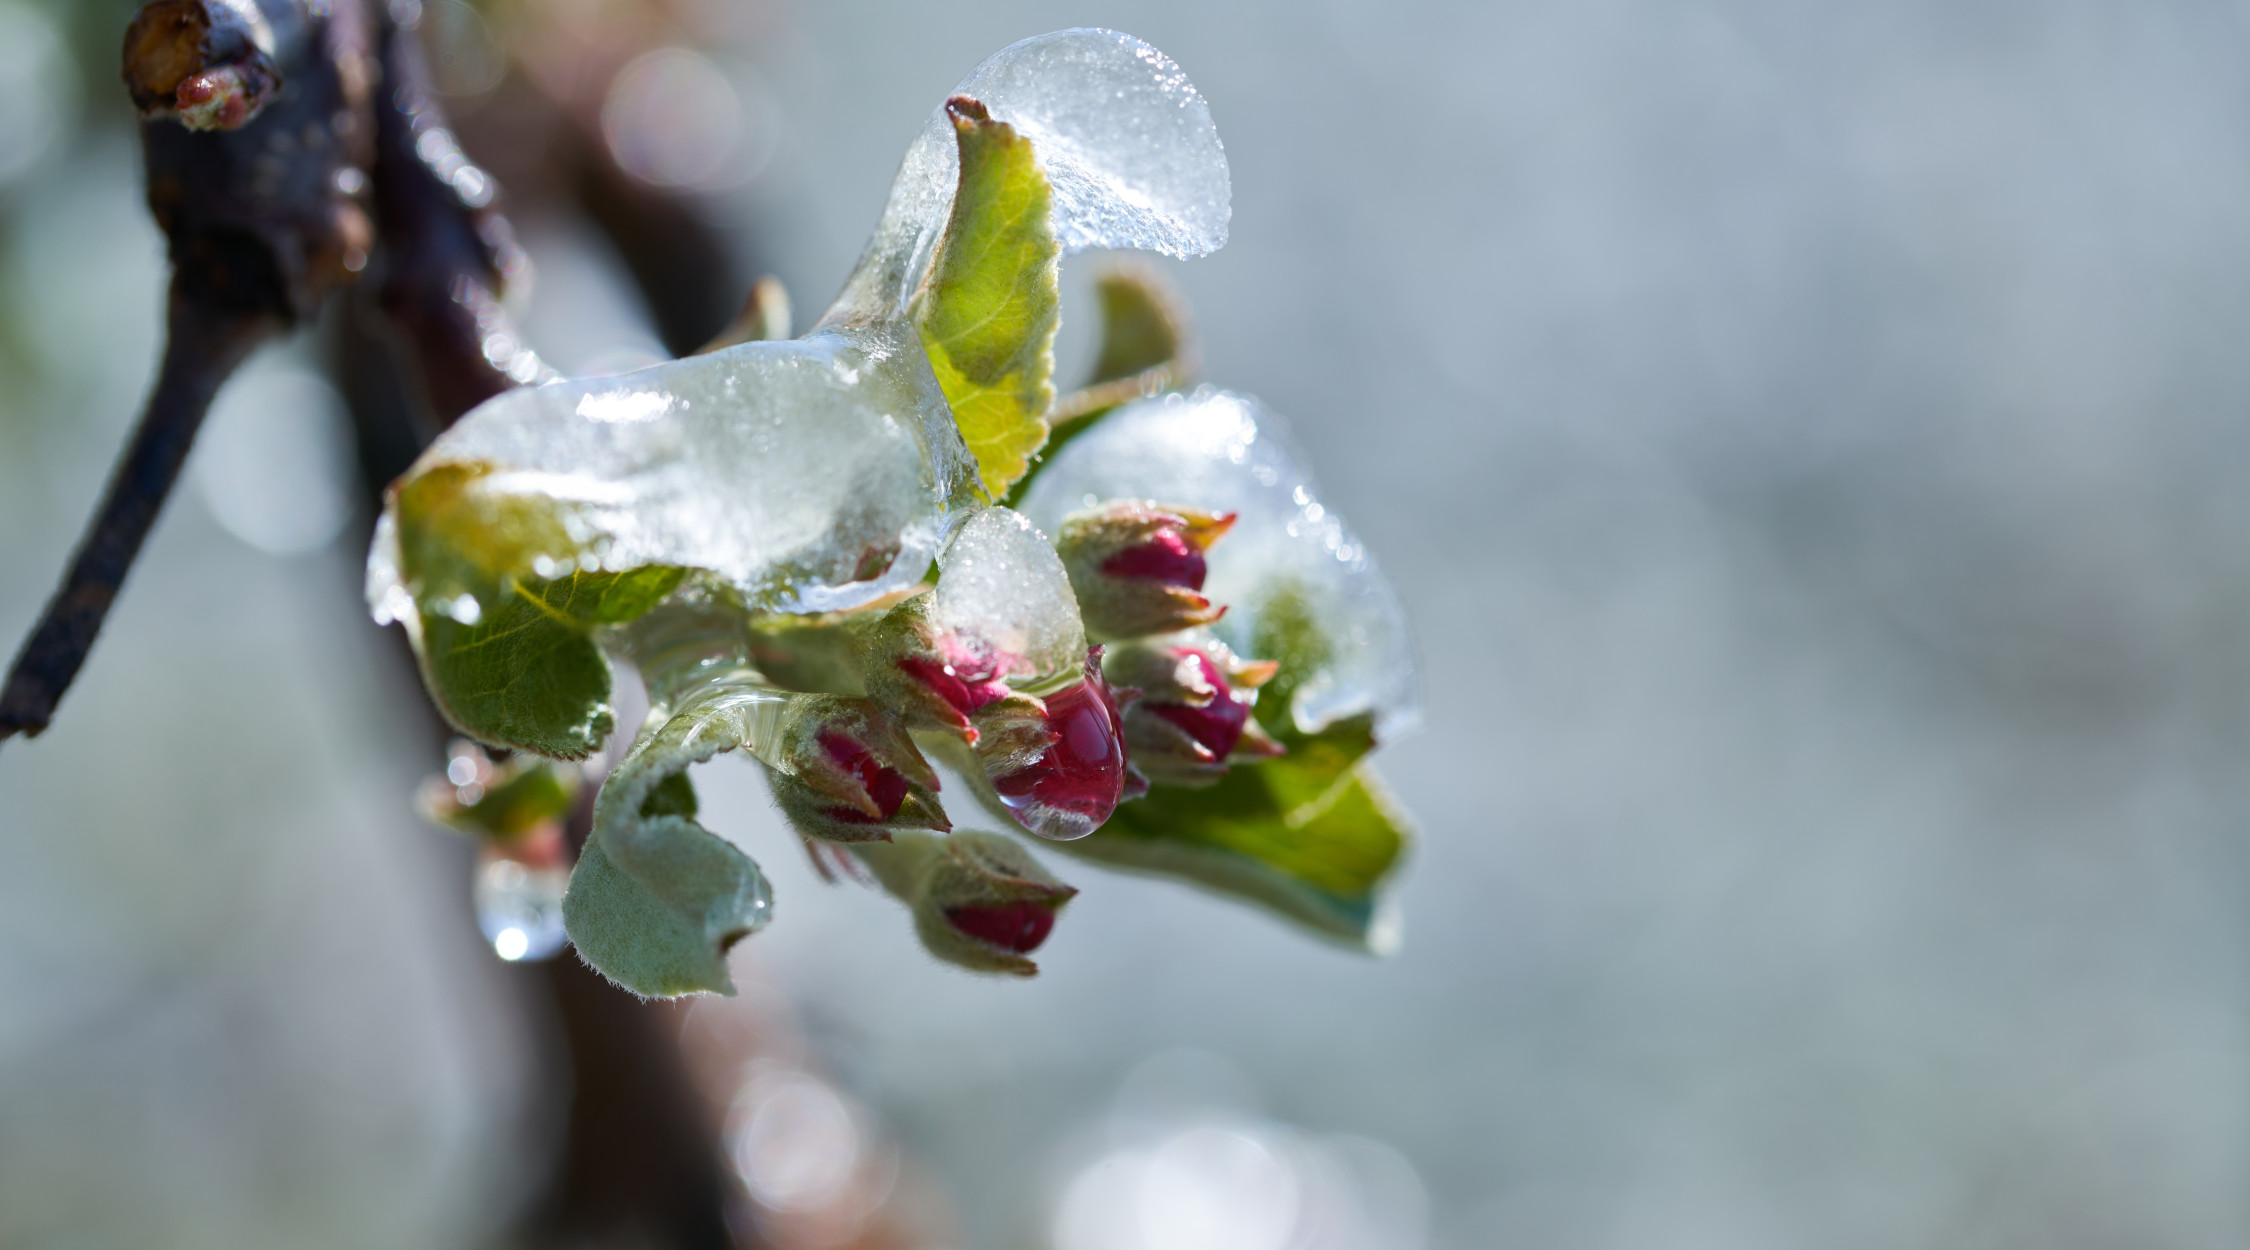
866,604,1132,842
850,831,1078,976
1050,498,1288,791
1102,638,1285,787
1054,501,1236,641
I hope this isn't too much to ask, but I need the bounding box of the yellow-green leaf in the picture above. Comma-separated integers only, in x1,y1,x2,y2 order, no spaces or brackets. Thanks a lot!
913,96,1059,497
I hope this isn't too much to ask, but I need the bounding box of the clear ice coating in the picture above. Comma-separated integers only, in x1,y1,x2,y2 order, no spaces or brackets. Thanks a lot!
475,854,570,962
378,323,974,616
822,28,1231,328
1018,389,1422,741
370,28,1232,625
929,507,1087,692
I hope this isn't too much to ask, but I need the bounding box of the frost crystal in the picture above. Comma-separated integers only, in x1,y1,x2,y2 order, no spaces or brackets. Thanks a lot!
1019,389,1421,740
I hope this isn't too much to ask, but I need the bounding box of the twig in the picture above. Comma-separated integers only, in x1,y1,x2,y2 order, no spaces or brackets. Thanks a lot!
0,293,280,739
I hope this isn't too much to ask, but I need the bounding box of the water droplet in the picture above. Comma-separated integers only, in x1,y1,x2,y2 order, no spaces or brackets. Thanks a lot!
474,853,569,962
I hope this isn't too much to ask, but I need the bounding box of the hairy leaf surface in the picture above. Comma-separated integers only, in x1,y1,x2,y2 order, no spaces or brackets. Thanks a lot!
562,672,789,995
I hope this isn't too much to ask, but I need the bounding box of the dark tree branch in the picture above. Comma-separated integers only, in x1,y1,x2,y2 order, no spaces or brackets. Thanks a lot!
369,2,548,424
571,139,746,358
0,294,280,738
1,0,374,742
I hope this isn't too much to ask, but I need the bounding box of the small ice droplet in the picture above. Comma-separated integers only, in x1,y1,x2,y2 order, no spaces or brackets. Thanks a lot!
475,855,570,962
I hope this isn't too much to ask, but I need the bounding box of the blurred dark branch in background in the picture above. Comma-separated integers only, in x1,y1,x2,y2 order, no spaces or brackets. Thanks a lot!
369,1,548,422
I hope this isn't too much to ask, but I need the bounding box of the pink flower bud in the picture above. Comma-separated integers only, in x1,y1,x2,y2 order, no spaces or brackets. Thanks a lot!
859,613,1019,743
769,698,950,843
1104,639,1285,787
852,831,1076,975
979,649,1128,839
1055,501,1236,641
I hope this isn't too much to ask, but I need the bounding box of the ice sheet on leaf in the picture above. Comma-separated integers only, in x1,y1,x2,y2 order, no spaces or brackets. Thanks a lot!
1018,388,1420,741
375,323,975,616
823,28,1230,328
930,507,1086,693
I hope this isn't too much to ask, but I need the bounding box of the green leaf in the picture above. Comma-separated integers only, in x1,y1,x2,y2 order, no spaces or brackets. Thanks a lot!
417,565,684,761
1246,580,1332,737
565,814,768,998
1062,715,1411,948
563,671,791,996
913,96,1059,498
394,461,684,759
1087,265,1192,387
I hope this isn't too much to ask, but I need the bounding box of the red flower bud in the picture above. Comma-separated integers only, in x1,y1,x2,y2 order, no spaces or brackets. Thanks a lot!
979,649,1129,840
1105,639,1284,787
848,831,1077,975
769,697,950,843
1055,501,1236,641
859,612,1023,744
941,900,1058,953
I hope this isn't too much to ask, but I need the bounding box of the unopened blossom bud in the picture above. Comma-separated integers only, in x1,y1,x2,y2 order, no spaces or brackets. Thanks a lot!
855,831,1077,976
768,697,950,843
1055,501,1236,641
977,649,1128,840
856,607,1017,743
1105,639,1285,787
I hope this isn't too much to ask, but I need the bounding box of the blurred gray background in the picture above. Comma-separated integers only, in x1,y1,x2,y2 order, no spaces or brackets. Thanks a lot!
8,0,2250,1246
